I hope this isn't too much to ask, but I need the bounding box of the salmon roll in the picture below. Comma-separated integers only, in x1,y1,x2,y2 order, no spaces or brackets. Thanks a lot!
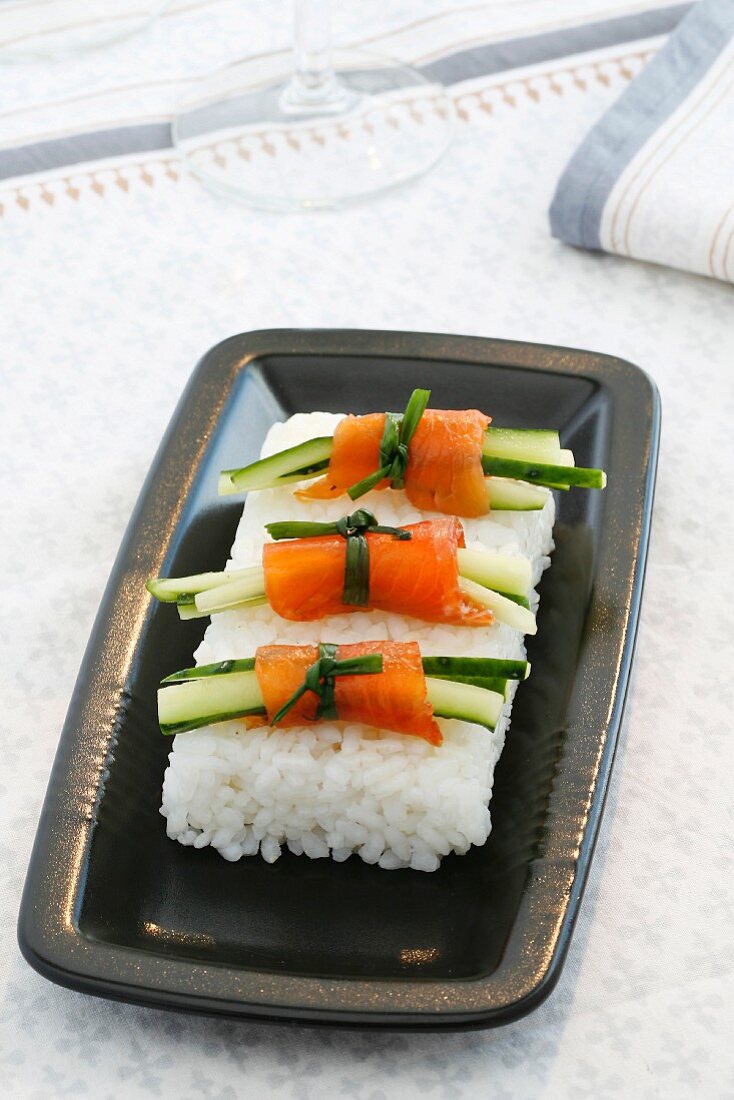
219,389,606,516
148,513,537,633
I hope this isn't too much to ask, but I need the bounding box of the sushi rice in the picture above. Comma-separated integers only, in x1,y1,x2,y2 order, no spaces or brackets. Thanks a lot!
161,413,555,872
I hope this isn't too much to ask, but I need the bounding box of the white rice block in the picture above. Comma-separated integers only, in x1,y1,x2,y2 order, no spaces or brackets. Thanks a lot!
161,413,555,871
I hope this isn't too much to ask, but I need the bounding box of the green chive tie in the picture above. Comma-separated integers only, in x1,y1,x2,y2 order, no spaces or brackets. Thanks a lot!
271,644,383,726
347,388,431,500
265,509,411,607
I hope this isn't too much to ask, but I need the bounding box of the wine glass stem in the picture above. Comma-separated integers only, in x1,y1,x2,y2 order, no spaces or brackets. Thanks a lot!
282,0,353,112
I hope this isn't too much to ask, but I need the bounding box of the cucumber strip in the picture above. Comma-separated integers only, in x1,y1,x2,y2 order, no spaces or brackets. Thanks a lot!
458,576,537,634
158,671,265,735
176,602,209,621
162,658,256,683
421,655,529,680
486,477,549,511
484,427,563,463
457,548,531,598
493,590,531,609
159,673,506,735
159,657,521,735
239,463,331,490
193,568,266,614
177,594,268,621
425,677,504,731
160,546,535,621
219,437,334,496
164,657,527,686
483,455,606,489
217,426,594,499
147,566,261,604
431,674,507,695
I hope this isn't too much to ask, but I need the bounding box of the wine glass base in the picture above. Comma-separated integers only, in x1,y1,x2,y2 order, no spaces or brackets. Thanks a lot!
279,72,359,116
172,48,454,211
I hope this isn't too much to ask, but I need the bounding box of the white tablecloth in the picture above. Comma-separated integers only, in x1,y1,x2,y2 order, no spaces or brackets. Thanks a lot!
1,2,733,1096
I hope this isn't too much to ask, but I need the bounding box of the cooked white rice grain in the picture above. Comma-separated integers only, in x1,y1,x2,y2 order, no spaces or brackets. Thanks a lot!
161,412,554,870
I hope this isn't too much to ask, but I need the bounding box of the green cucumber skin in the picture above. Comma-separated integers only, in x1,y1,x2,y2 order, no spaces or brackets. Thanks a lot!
492,590,530,609
251,461,330,489
421,655,528,680
162,658,256,684
165,656,527,684
278,458,331,479
220,437,334,495
161,708,266,737
483,455,606,489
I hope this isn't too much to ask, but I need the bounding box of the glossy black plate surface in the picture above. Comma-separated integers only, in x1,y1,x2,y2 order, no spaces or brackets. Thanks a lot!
18,330,659,1028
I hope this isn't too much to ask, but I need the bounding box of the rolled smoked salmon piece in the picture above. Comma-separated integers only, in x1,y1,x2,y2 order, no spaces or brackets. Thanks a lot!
297,408,491,517
263,516,494,626
254,640,442,744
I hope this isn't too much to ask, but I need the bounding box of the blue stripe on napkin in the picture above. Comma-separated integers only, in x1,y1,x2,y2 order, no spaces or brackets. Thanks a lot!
549,0,734,250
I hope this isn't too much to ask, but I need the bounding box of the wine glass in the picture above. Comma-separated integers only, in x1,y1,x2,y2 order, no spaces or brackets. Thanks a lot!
172,0,454,211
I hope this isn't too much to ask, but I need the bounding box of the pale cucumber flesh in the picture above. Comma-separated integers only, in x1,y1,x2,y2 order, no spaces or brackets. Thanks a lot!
430,674,507,695
426,676,504,731
158,671,265,735
177,594,268,621
192,567,266,614
458,576,537,634
147,566,261,603
486,477,549,511
484,427,563,463
457,548,531,597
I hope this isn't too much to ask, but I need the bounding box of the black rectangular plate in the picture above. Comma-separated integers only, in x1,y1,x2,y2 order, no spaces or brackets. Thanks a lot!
18,330,659,1029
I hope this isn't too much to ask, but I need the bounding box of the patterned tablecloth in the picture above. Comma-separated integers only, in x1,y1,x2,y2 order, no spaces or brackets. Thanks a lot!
2,2,732,1097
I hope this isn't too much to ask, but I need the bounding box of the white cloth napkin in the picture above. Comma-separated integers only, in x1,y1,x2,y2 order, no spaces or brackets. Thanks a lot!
550,0,734,282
